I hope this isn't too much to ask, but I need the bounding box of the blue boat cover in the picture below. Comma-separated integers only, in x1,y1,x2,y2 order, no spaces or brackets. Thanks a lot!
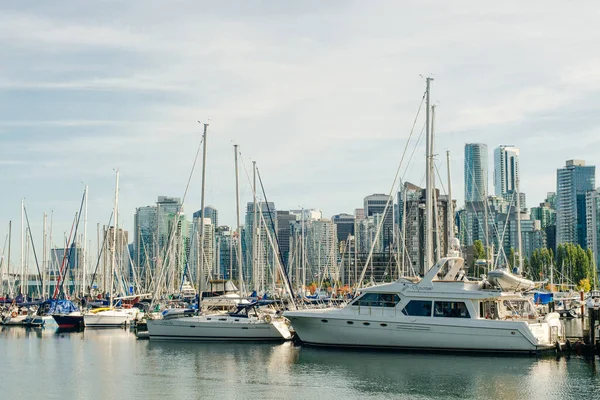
533,292,553,305
41,299,80,315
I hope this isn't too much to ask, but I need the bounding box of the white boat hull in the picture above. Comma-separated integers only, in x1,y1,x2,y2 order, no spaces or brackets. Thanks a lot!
147,315,291,341
286,309,558,353
84,309,139,327
2,314,28,325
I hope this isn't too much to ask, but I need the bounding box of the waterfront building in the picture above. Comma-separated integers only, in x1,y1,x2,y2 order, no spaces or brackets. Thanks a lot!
494,145,520,196
215,226,238,280
133,205,157,288
556,160,595,248
306,219,338,281
332,213,355,245
194,206,218,227
190,216,215,283
465,143,488,203
355,215,382,254
531,195,557,254
586,189,600,269
364,194,394,250
399,182,453,275
244,202,277,292
277,211,296,268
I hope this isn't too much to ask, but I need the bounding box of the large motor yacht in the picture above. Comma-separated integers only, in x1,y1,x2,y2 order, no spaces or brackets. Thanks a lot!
285,257,564,353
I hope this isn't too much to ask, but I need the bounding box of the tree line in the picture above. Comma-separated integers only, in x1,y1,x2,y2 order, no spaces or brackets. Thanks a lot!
472,240,596,291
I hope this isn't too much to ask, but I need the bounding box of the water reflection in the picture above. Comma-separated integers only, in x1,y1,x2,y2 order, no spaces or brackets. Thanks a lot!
0,327,599,400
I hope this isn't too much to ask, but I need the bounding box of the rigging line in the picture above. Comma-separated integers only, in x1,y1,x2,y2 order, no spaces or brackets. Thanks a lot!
401,120,427,182
54,191,86,299
151,135,204,303
22,205,43,294
357,90,426,289
89,211,113,293
256,167,295,297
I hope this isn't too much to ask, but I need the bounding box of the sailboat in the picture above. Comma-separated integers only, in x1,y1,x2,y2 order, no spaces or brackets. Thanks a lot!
284,78,565,353
84,171,140,328
147,131,292,341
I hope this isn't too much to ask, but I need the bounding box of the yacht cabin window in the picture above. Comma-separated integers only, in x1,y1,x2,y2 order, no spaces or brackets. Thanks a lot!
433,301,470,318
401,300,432,317
351,293,401,308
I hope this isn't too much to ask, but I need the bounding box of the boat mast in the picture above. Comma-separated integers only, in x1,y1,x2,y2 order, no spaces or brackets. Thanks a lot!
110,170,119,309
516,177,523,274
301,208,306,293
252,161,258,293
7,221,12,297
196,123,208,300
20,199,24,296
446,151,455,255
431,104,441,262
234,144,245,296
425,77,434,271
83,185,88,297
42,213,47,299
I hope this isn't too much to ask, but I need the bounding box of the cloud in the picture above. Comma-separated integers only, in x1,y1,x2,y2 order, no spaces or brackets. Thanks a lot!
2,1,600,262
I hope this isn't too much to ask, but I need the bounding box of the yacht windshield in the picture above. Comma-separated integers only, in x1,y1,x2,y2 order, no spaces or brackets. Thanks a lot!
351,293,400,308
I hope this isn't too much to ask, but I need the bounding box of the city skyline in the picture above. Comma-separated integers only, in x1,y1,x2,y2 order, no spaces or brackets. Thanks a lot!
2,2,600,261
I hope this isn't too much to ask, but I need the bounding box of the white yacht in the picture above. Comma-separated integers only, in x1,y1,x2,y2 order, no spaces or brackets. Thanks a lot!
285,257,565,353
83,307,140,328
146,301,292,341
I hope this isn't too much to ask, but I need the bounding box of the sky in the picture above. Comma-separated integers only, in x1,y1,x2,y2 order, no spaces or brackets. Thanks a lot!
2,1,600,266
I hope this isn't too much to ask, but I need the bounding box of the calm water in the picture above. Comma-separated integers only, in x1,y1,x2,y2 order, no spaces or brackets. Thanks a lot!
1,321,599,400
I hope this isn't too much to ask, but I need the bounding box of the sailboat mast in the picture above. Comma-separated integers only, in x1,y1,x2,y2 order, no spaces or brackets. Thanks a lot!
83,185,88,297
42,213,47,299
446,151,454,253
516,177,523,273
20,199,24,296
7,221,11,297
431,105,441,262
425,77,434,270
197,123,208,299
234,145,245,296
252,161,258,293
110,171,119,308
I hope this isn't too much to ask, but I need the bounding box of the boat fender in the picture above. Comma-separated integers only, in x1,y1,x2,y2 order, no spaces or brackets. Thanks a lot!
263,314,272,324
11,311,17,318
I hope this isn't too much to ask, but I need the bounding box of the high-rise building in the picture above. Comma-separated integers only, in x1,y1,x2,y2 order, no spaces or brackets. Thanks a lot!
465,143,488,202
190,216,215,282
277,211,296,268
332,213,355,244
194,206,218,227
214,226,240,280
586,189,600,269
494,145,519,197
133,205,157,286
556,160,595,247
133,196,188,291
306,219,338,280
364,194,394,250
399,183,453,275
243,202,277,291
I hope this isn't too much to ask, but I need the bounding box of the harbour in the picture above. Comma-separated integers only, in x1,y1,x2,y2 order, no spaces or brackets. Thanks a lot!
1,320,598,400
4,2,600,399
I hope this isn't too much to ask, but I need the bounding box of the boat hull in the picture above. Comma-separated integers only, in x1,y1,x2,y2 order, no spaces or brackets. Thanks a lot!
285,311,555,353
52,314,84,329
2,315,28,325
146,316,291,341
84,309,138,328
